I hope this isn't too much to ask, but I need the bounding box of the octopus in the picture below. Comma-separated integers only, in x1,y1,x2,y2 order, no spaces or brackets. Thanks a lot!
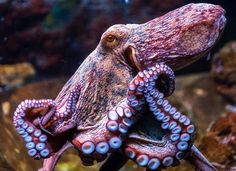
13,3,226,171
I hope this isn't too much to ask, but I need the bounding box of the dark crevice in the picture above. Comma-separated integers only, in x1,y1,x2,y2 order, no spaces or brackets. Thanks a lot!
124,46,139,72
156,73,174,97
217,126,231,136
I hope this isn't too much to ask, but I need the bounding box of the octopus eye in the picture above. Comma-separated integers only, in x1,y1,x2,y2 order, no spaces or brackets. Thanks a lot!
103,34,119,47
106,35,116,43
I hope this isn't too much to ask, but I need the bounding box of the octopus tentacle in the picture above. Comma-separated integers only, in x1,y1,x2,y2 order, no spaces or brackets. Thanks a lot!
100,63,176,156
71,98,144,163
54,85,81,118
41,83,81,135
13,84,82,159
38,142,73,171
70,78,149,160
187,145,217,171
13,99,56,159
124,63,195,170
106,99,141,135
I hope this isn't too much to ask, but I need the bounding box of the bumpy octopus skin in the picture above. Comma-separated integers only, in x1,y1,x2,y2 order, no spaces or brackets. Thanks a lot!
13,3,226,171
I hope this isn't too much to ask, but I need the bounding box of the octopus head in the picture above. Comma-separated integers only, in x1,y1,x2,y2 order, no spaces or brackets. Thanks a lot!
101,3,226,72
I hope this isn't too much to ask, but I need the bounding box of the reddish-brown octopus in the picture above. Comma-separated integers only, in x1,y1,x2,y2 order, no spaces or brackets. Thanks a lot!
13,3,226,171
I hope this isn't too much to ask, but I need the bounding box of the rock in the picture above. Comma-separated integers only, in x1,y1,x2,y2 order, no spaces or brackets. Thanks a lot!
1,101,10,115
199,111,236,171
211,41,236,104
0,63,35,92
0,155,14,171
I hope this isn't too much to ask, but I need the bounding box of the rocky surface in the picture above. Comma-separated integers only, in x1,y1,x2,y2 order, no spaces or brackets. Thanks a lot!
200,111,236,171
0,72,229,171
0,63,35,92
211,41,236,104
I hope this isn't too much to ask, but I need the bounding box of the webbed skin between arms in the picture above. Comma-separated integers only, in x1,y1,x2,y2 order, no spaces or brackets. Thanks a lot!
13,3,226,171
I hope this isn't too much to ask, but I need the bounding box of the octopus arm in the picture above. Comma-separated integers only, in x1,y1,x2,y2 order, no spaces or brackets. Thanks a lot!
187,145,217,171
38,142,73,171
123,64,196,170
